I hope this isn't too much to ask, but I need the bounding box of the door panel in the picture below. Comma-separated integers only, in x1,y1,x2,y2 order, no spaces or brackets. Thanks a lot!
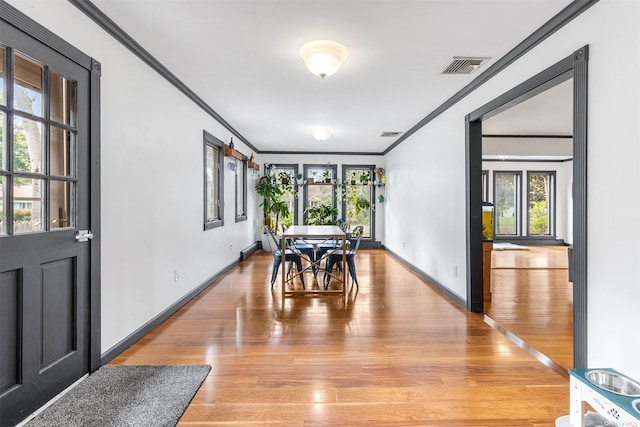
0,19,92,426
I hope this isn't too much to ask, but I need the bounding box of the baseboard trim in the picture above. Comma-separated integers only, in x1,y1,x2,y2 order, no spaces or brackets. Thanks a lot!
383,247,466,308
241,241,259,260
101,259,239,364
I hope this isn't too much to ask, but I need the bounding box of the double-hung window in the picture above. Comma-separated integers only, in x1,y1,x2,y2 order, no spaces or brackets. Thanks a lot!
203,131,223,229
235,156,247,222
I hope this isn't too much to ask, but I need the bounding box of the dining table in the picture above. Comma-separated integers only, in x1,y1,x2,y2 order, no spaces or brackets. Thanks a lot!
280,225,347,299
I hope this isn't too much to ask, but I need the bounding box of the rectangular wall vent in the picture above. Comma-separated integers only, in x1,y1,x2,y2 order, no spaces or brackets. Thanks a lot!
380,131,402,137
442,56,490,75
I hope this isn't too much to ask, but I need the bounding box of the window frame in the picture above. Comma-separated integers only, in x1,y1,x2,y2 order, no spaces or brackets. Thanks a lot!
235,155,247,223
342,164,376,239
203,130,224,230
302,163,337,225
526,170,556,237
493,170,522,237
268,163,299,226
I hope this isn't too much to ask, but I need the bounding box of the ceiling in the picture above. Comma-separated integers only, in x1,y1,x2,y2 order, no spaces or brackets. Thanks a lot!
86,0,575,154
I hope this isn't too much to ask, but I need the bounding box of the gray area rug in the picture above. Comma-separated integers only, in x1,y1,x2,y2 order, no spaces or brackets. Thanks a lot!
27,365,211,427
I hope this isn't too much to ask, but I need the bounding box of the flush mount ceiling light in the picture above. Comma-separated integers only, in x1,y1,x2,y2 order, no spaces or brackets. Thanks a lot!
299,40,348,79
311,127,332,141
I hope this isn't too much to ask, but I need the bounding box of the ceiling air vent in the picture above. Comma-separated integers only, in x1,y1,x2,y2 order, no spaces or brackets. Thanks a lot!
380,131,402,137
442,56,490,75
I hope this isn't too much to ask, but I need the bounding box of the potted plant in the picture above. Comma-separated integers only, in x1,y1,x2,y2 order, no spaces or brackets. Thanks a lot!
322,169,332,184
359,172,370,184
350,172,357,185
255,173,291,250
355,196,371,213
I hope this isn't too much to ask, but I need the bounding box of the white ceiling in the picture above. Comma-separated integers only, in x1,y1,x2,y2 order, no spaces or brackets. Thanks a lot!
88,0,575,153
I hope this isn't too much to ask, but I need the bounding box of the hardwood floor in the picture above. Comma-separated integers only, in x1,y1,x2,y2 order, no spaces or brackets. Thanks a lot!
111,249,569,426
487,246,573,372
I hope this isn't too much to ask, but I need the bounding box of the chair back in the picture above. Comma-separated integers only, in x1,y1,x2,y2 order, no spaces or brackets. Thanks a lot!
350,225,364,255
337,219,350,233
264,225,280,253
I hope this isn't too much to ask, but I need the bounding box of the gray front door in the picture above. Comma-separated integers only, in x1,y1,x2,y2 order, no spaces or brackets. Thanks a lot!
0,20,92,426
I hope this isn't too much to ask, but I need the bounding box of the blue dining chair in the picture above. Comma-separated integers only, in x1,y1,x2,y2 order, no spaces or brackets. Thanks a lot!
265,226,305,289
323,225,363,289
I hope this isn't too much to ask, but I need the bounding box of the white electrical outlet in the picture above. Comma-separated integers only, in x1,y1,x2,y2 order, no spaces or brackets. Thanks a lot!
229,244,233,251
453,265,458,277
174,270,179,282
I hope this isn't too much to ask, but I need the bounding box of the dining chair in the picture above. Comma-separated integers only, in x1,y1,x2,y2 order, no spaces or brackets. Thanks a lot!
265,226,305,289
323,225,364,289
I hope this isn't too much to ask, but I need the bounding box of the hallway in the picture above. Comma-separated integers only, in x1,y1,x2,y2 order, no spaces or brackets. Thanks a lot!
112,249,569,426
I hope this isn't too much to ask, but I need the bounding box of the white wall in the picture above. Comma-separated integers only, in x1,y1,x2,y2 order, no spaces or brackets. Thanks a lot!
385,0,640,378
256,153,385,241
6,0,261,353
482,160,572,243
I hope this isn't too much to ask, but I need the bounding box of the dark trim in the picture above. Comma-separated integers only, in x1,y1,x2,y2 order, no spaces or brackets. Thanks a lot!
465,45,589,368
259,150,385,156
465,119,484,312
483,134,573,139
359,239,382,249
101,260,238,364
572,46,589,369
385,247,466,308
484,316,569,379
0,0,93,69
240,242,259,261
385,0,598,154
68,0,257,154
89,54,102,374
483,158,573,163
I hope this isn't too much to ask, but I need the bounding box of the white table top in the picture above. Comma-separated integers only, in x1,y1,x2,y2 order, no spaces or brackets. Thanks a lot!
283,225,345,238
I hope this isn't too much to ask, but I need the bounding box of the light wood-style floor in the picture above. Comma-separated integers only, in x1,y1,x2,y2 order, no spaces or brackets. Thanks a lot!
111,249,570,426
487,246,573,372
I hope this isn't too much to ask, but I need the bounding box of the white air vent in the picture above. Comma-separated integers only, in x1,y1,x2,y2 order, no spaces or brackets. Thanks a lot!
380,131,402,137
442,57,490,75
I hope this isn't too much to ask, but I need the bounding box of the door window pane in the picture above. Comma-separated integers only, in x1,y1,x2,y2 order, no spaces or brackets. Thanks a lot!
13,116,43,173
13,177,43,233
304,165,337,225
13,53,43,117
50,180,72,229
495,172,520,236
205,145,218,221
268,165,296,229
528,172,554,236
0,46,5,106
50,71,76,126
50,126,72,177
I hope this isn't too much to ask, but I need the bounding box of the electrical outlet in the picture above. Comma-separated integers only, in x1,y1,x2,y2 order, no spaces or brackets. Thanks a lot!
402,242,406,248
174,270,179,282
229,244,233,251
453,265,458,277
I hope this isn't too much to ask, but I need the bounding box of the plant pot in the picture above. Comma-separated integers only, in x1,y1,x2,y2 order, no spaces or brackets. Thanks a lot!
307,178,315,184
324,178,331,184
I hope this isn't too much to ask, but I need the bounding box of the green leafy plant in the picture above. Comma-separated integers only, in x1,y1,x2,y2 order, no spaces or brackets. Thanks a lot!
255,173,292,234
305,204,339,225
359,172,370,184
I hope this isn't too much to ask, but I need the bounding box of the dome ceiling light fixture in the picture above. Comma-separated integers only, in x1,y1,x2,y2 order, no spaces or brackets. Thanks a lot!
311,127,332,141
299,40,348,79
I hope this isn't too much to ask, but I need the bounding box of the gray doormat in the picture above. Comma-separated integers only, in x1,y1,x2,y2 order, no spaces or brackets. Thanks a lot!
26,365,211,427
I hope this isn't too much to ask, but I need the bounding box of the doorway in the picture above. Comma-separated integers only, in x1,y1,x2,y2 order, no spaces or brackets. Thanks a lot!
0,7,101,426
465,46,588,369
